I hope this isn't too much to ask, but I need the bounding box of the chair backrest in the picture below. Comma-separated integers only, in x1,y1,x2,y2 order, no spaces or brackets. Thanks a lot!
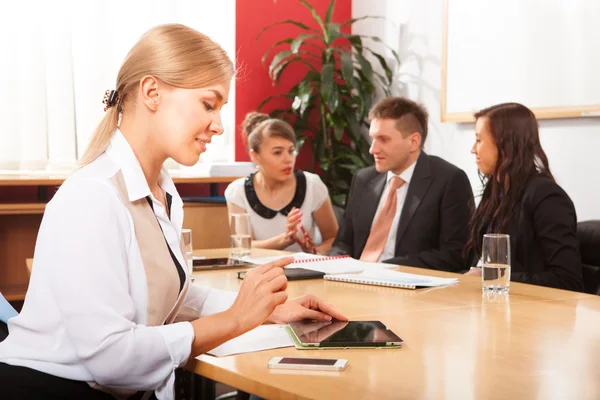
582,264,600,296
0,292,18,342
0,293,18,324
577,220,600,295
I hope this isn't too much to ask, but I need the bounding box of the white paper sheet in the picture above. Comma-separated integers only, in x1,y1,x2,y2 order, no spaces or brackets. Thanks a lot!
205,324,294,357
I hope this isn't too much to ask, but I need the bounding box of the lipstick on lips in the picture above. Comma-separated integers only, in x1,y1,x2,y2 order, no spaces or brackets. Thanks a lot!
282,167,292,175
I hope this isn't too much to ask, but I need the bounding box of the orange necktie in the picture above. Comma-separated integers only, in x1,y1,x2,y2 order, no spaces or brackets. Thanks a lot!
360,176,405,262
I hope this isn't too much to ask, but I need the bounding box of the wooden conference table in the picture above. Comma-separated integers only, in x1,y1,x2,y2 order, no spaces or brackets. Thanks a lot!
187,249,600,400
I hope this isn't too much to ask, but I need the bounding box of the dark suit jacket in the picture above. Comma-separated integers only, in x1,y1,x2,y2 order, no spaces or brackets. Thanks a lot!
331,152,474,272
467,174,584,292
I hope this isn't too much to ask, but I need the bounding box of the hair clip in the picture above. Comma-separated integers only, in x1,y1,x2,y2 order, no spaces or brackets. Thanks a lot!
102,89,119,112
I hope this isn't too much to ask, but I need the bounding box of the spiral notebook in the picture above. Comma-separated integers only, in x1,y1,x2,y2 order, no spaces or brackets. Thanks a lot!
324,269,459,289
244,253,372,275
285,255,366,275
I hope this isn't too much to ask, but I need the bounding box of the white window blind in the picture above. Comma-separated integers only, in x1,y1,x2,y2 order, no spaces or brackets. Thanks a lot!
0,0,236,172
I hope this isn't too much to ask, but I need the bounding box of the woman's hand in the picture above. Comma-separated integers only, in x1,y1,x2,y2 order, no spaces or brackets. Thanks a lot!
267,294,348,324
283,207,303,248
294,225,316,254
228,257,293,333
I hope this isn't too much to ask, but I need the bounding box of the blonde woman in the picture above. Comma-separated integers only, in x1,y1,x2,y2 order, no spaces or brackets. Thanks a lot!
0,24,345,400
225,119,339,254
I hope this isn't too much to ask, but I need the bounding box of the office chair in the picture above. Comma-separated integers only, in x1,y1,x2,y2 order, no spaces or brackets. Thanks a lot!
0,292,18,342
576,220,600,295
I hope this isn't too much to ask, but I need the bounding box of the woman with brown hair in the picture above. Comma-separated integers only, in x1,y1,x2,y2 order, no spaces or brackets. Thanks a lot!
225,118,338,254
464,102,583,292
0,24,345,399
240,111,269,150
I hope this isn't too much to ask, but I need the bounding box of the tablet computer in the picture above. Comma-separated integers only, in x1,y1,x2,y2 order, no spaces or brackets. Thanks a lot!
192,257,254,271
287,320,403,349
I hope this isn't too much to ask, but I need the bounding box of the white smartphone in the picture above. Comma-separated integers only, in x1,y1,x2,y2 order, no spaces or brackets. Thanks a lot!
268,357,348,371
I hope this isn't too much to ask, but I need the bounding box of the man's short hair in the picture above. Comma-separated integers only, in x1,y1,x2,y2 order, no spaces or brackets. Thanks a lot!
369,97,429,146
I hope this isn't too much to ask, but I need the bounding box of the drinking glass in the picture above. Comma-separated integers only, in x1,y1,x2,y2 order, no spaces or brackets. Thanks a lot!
482,233,511,295
230,213,252,259
181,228,193,274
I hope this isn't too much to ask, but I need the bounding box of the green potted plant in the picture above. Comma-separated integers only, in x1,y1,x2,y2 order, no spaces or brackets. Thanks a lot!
258,0,398,207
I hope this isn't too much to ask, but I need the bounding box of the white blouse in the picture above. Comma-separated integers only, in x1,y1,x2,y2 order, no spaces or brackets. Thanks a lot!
224,171,329,252
0,130,236,400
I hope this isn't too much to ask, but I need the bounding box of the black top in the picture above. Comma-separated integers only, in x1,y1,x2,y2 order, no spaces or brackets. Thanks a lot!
467,174,584,292
244,170,306,218
330,151,474,272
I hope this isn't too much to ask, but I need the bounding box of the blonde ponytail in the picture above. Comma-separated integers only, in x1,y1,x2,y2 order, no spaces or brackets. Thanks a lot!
78,23,234,168
78,105,120,167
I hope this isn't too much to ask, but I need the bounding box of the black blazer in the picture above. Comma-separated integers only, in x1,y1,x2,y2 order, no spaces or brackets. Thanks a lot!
331,152,474,272
467,174,584,292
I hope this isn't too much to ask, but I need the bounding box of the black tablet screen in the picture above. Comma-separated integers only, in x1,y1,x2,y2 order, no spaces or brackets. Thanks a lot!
289,320,403,346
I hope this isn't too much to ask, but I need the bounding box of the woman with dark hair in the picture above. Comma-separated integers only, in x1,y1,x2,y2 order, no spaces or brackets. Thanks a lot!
464,102,584,292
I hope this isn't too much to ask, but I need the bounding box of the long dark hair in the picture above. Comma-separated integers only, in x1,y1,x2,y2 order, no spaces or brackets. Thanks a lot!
464,103,554,257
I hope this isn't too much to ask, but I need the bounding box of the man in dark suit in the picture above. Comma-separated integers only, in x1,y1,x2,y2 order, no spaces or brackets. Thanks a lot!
330,97,474,272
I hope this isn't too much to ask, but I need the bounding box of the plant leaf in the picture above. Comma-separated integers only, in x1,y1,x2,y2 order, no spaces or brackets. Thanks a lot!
296,136,307,152
257,19,318,41
336,152,365,166
320,63,334,102
297,79,316,115
342,34,363,52
291,33,320,54
356,35,401,63
299,0,326,34
341,15,385,28
333,125,344,141
325,23,341,45
270,54,317,83
261,38,293,64
367,49,393,84
337,163,360,174
257,94,293,111
269,50,292,76
324,0,336,24
355,52,374,85
327,86,340,112
339,51,354,86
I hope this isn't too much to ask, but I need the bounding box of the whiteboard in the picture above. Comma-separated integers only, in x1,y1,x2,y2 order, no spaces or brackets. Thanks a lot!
441,0,600,122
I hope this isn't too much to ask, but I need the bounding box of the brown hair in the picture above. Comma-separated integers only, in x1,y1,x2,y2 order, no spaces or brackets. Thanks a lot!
369,97,429,146
78,23,234,167
241,111,269,135
248,119,296,153
464,102,554,257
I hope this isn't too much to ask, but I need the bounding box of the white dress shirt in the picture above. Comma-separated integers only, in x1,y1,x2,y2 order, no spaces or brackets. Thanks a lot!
0,130,236,400
371,161,417,262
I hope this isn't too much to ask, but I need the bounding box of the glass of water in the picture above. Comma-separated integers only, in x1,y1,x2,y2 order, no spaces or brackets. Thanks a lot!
230,213,252,259
181,228,193,274
482,233,511,294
